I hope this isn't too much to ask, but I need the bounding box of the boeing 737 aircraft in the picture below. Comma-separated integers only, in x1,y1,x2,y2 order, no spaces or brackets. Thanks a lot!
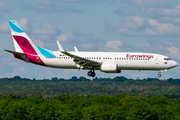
5,20,178,77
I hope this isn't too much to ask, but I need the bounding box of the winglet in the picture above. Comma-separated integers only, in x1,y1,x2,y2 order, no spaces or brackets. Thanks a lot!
74,46,79,52
56,41,65,52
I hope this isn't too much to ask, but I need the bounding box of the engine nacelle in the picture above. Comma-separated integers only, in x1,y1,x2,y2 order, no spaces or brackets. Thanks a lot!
100,63,121,73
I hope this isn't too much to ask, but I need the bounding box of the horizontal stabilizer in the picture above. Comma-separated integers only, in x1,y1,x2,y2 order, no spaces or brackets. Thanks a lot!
4,49,26,55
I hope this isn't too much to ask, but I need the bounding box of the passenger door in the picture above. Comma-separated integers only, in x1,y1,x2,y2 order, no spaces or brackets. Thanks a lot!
155,56,159,64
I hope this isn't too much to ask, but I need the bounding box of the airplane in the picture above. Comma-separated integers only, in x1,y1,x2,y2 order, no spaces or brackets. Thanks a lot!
5,20,178,77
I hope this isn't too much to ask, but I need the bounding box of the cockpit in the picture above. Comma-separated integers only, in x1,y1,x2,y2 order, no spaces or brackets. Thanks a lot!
164,58,171,61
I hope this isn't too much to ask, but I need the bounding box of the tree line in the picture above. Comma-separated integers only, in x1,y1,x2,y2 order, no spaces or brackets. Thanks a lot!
0,76,180,99
1,76,180,119
0,94,180,120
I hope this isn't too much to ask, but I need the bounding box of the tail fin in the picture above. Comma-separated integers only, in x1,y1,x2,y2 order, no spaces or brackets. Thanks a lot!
9,20,40,55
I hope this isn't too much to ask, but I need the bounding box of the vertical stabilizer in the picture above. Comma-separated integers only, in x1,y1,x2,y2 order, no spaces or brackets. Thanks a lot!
9,20,41,55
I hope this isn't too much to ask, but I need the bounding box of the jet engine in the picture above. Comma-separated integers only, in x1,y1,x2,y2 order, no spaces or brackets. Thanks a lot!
100,63,121,73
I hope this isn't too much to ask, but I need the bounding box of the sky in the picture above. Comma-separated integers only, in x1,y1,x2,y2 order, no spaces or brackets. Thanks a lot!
1,0,180,79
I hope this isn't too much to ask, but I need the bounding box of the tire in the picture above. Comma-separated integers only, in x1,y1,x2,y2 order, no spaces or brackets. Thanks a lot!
92,72,96,77
88,71,92,76
158,74,162,77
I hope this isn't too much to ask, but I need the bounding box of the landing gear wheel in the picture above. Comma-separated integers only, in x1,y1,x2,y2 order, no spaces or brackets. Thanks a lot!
88,71,92,76
91,72,96,77
158,74,162,77
87,69,96,77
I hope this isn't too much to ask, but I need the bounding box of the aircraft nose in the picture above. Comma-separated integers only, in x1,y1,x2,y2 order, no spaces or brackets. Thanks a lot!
175,62,178,67
173,61,178,67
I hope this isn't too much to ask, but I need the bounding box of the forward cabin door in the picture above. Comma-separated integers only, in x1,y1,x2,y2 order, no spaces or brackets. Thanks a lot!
155,56,159,64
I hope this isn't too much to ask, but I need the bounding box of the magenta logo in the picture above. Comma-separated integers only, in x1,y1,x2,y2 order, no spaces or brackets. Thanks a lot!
126,54,154,59
36,56,40,62
164,62,168,64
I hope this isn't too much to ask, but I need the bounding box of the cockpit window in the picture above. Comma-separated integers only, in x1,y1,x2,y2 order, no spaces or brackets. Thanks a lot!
164,58,171,61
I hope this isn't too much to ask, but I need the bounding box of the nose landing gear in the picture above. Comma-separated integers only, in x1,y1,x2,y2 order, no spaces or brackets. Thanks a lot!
158,73,162,77
158,70,167,77
87,69,96,77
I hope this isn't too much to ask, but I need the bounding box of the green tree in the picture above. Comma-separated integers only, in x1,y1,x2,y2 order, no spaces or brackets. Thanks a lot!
126,102,151,120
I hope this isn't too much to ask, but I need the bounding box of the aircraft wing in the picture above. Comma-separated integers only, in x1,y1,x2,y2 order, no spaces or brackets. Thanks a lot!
57,41,101,69
62,51,101,69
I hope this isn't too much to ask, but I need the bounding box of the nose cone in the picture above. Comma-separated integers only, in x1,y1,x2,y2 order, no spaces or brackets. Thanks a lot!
175,62,178,67
172,61,178,68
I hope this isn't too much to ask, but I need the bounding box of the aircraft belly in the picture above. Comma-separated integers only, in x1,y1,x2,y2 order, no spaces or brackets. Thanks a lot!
43,59,76,69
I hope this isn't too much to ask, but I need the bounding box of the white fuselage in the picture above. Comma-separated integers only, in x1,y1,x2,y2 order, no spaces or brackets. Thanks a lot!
41,51,178,71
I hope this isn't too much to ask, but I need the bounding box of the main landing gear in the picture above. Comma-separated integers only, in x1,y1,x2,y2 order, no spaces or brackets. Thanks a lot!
87,69,96,77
